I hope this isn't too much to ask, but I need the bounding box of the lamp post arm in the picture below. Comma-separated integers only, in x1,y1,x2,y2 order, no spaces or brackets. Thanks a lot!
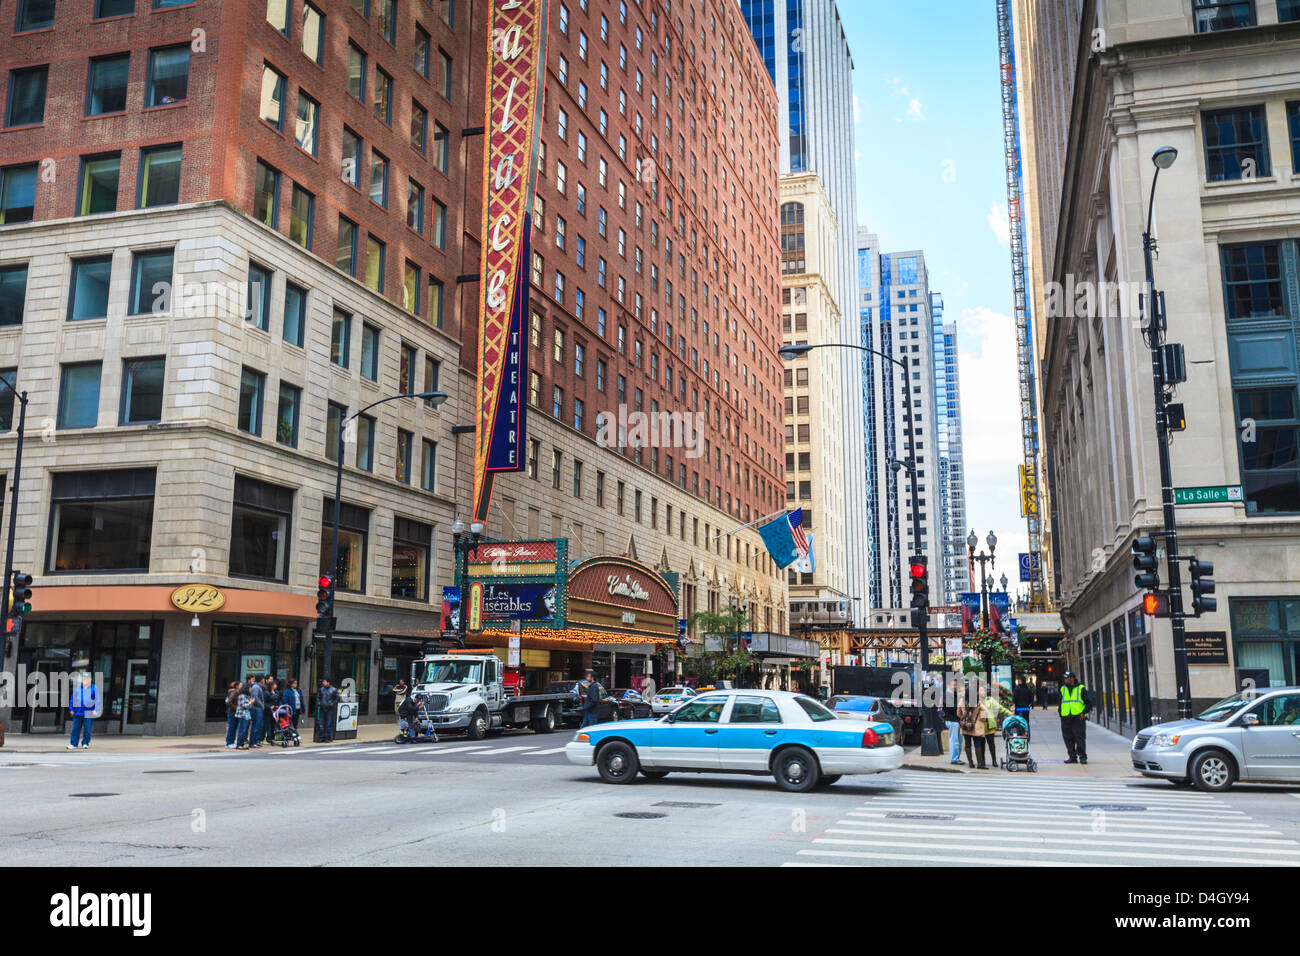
347,390,442,423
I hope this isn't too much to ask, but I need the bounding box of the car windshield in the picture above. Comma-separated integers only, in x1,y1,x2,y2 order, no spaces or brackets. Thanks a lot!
1194,693,1251,722
419,659,483,685
794,696,839,722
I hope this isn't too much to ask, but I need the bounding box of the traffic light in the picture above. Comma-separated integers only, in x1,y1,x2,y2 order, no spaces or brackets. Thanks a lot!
908,556,929,628
315,574,335,633
1189,557,1216,616
1132,535,1160,590
7,571,32,639
1142,591,1170,618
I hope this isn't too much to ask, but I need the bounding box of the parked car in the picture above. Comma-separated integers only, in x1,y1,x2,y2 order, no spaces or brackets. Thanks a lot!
565,689,903,792
650,685,697,715
609,688,654,719
547,680,630,727
826,695,905,740
1131,687,1300,791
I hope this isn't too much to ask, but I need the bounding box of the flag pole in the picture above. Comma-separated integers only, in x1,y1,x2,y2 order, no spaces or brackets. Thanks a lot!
710,508,790,541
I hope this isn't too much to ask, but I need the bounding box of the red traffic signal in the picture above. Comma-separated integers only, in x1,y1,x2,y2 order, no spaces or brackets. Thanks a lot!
317,575,333,590
909,562,926,578
1142,592,1170,617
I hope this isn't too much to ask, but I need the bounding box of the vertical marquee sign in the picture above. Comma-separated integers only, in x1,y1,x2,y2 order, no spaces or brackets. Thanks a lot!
473,0,549,522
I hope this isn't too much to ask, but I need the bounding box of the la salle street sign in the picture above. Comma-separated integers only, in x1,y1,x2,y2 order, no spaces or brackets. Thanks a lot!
1175,485,1243,505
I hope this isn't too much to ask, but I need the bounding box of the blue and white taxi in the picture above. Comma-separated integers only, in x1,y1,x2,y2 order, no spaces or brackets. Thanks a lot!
565,689,903,791
649,685,697,715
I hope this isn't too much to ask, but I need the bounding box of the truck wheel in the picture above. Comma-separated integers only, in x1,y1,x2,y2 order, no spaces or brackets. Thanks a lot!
773,747,821,793
466,709,489,741
596,741,639,783
531,708,557,734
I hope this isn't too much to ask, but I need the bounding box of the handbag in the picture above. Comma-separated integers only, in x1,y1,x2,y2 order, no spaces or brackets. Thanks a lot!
958,707,977,733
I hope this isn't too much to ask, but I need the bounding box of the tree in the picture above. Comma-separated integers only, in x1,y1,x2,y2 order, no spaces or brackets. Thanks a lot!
685,606,758,685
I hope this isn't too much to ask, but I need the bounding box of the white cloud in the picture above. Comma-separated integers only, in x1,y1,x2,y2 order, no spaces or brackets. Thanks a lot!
987,202,1010,246
956,306,1030,571
906,98,923,120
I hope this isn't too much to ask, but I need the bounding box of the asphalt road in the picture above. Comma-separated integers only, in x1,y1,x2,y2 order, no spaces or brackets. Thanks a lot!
2,736,1298,866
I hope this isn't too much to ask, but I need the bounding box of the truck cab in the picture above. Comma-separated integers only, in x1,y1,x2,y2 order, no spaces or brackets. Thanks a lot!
411,653,565,739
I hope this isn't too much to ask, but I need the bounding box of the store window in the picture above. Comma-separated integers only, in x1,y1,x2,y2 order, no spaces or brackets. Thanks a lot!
57,362,102,429
47,468,155,573
391,516,431,601
321,498,368,591
1231,597,1300,686
310,637,370,714
145,45,190,107
207,623,301,720
128,248,174,315
230,475,293,582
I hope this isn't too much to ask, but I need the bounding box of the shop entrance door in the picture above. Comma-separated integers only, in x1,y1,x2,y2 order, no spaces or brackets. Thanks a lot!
1132,645,1151,729
26,660,66,733
122,659,150,734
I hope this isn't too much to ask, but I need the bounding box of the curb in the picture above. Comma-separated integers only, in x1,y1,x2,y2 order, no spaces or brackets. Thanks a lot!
902,761,968,774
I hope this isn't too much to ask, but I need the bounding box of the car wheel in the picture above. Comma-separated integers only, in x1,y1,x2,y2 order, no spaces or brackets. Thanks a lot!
1190,749,1235,792
639,769,669,779
466,709,489,741
818,774,842,787
773,747,821,792
596,741,639,783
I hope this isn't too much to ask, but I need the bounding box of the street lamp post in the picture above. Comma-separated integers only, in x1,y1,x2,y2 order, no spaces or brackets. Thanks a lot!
1142,145,1193,720
322,390,448,689
451,518,484,647
967,529,998,684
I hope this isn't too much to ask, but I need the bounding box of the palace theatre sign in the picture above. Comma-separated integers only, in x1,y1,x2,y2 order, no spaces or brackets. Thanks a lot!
566,557,678,643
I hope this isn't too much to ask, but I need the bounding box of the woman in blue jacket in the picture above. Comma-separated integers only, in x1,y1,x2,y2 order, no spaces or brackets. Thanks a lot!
68,673,99,750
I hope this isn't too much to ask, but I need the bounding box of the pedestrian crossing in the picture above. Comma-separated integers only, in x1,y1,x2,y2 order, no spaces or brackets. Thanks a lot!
247,737,573,762
785,773,1300,867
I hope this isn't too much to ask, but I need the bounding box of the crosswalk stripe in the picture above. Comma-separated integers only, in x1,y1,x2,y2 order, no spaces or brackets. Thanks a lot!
796,849,1107,866
845,808,1262,827
820,828,1300,856
831,819,1288,840
808,836,1297,865
471,746,540,755
849,796,1248,813
414,745,496,755
531,747,569,754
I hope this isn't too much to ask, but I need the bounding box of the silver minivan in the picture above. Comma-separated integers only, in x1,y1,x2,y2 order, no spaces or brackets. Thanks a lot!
1131,687,1300,791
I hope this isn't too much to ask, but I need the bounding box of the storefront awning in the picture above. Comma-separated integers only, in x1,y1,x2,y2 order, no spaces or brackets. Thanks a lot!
474,627,677,647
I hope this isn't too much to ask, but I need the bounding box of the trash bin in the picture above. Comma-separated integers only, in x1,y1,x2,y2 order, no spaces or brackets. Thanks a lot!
334,693,359,740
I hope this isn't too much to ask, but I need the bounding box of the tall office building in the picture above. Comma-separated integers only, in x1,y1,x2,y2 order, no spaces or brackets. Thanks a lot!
0,0,795,735
857,230,945,608
742,0,869,620
933,303,968,604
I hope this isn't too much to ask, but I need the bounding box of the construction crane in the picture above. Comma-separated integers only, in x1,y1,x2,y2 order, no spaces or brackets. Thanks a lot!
996,0,1044,609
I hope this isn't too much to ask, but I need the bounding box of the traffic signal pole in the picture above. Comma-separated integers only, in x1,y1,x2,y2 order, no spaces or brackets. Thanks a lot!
1,389,27,650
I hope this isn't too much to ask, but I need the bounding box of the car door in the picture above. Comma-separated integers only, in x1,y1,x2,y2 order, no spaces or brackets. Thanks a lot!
1241,693,1300,781
714,695,786,771
648,696,728,769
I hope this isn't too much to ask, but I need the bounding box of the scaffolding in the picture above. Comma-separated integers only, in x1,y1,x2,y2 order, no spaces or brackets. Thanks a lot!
997,0,1044,608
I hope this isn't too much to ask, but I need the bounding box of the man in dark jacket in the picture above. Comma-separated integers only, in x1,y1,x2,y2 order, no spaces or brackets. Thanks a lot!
580,670,603,728
1013,678,1034,740
316,678,340,743
248,675,267,748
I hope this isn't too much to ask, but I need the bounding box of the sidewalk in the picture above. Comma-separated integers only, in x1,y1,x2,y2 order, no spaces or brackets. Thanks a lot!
0,721,400,754
903,708,1137,778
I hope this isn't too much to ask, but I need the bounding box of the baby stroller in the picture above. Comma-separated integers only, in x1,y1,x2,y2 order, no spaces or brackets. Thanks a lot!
1001,715,1036,772
394,693,439,744
270,705,301,747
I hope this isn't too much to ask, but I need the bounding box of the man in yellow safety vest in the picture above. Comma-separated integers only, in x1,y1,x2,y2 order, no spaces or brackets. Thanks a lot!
1059,671,1092,764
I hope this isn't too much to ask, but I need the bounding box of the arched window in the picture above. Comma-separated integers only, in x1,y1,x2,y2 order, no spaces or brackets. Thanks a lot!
780,202,805,274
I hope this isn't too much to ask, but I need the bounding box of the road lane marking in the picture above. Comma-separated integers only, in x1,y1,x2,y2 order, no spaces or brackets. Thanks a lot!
530,747,569,754
795,849,1102,866
832,819,1290,840
821,828,1300,856
809,837,1297,865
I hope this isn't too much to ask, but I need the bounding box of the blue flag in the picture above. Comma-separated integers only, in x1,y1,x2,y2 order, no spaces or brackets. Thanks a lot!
758,510,801,568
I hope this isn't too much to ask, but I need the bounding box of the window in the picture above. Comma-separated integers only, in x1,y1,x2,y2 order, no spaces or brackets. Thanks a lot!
403,261,420,314
331,309,352,367
128,249,173,315
411,100,428,154
365,235,385,292
295,92,320,154
392,517,431,600
87,55,129,115
415,25,431,77
437,49,453,98
230,476,292,582
0,368,15,430
1192,0,1255,32
260,64,287,130
337,216,358,275
302,4,325,62
369,149,389,206
290,184,314,248
1282,0,1300,21
432,198,447,248
139,144,182,207
58,362,102,429
238,367,266,435
67,256,111,322
527,438,539,478
552,449,562,488
355,413,376,471
47,468,155,573
440,0,453,27
1203,106,1270,181
1289,101,1300,174
254,159,280,226
326,401,346,462
16,0,56,30
95,0,134,16
421,438,438,490
423,356,441,404
377,0,396,42
396,428,414,482
280,281,308,349
119,357,165,425
5,66,47,127
78,154,120,216
399,342,417,392
361,323,380,380
320,499,368,591
347,42,367,101
374,67,393,124
146,46,189,107
246,262,273,330
432,123,449,172
0,164,36,224
428,277,444,327
1230,598,1300,686
0,266,27,326
276,381,301,447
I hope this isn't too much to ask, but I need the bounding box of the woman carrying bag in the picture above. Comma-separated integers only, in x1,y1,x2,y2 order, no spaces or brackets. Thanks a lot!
958,685,989,769
983,684,1011,769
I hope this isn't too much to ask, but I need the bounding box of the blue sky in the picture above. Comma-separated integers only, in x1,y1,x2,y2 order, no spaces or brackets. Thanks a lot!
840,0,1030,595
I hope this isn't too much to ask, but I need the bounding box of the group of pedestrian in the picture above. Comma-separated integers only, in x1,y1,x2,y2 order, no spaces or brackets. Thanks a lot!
939,672,1092,769
224,674,305,750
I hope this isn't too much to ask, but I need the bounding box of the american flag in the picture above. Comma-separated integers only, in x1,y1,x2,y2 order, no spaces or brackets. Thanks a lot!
789,508,810,557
